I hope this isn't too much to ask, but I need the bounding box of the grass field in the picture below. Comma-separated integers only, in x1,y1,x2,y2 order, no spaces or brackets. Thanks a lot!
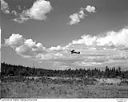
1,76,128,98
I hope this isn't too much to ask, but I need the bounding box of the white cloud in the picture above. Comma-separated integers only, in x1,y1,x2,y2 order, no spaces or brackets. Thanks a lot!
13,0,52,23
70,27,128,48
69,13,81,25
24,39,37,47
69,8,86,25
85,5,96,13
71,35,97,46
96,28,128,47
1,0,10,14
15,45,35,58
5,34,46,58
26,0,52,20
69,5,96,25
49,45,66,51
4,27,128,67
5,34,24,48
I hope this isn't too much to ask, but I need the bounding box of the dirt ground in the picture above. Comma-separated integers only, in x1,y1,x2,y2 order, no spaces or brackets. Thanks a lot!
1,77,128,98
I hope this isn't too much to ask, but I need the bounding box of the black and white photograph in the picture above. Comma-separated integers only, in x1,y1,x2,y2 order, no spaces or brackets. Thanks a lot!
1,0,128,100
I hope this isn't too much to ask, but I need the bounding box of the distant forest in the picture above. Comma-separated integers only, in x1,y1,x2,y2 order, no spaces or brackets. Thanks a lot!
1,63,128,78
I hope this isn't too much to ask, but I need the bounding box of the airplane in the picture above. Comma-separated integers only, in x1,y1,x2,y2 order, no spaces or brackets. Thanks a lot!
70,50,80,54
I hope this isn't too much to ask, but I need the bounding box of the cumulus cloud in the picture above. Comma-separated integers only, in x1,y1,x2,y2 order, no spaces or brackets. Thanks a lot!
13,0,52,23
96,29,128,47
70,28,128,48
5,34,46,58
5,34,24,48
69,5,96,25
26,0,52,20
1,0,52,23
1,0,10,14
4,27,128,67
69,8,86,25
69,13,81,25
85,5,96,13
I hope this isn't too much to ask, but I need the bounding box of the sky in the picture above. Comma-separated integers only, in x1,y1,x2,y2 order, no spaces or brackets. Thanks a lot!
1,0,128,70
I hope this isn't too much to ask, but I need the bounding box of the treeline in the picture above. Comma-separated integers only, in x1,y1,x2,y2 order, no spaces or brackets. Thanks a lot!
1,63,128,78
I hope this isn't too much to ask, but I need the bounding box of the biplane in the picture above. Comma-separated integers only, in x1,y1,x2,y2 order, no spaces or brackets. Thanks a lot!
70,50,80,54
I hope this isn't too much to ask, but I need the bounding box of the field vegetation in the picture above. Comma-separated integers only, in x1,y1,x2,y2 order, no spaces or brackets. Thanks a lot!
1,63,128,98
